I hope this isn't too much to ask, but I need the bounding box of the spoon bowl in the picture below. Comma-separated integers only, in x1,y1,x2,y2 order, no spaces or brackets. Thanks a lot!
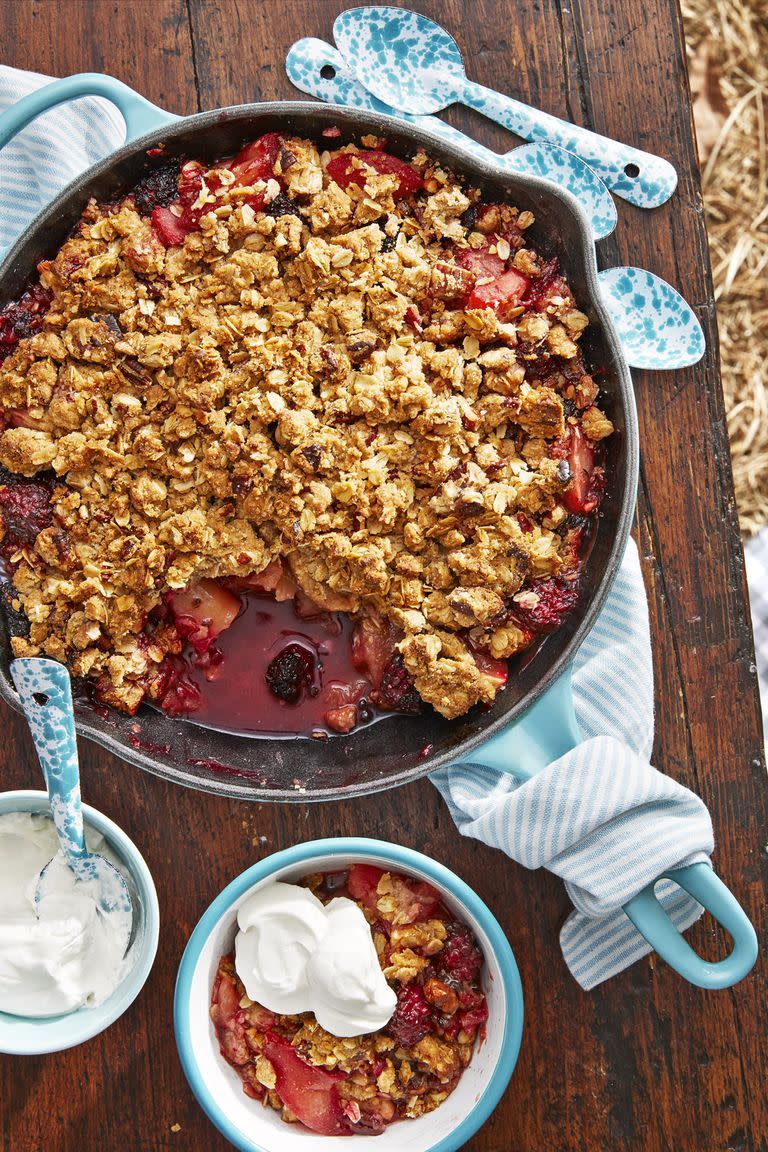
335,6,465,115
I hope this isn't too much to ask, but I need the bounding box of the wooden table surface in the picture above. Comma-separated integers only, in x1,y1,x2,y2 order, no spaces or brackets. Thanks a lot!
2,1,767,1149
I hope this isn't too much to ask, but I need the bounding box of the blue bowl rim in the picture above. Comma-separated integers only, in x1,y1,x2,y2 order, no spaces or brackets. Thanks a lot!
174,836,524,1152
0,789,160,1055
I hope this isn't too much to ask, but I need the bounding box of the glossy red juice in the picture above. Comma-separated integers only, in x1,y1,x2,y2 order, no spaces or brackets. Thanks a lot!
181,594,373,736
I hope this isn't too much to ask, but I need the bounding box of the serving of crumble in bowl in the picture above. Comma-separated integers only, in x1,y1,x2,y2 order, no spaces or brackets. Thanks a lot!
0,99,638,799
174,838,522,1150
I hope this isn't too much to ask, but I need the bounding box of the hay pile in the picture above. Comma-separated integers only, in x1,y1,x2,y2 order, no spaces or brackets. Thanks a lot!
683,0,768,537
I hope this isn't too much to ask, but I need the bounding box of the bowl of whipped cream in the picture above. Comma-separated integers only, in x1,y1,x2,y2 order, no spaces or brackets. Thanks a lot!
0,790,159,1055
174,837,523,1152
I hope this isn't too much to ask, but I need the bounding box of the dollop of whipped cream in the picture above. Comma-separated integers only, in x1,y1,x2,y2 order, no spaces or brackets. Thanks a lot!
0,812,132,1018
235,881,397,1037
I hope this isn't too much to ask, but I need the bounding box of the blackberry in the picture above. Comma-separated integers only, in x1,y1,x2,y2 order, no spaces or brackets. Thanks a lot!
266,192,300,218
132,159,182,216
265,643,316,703
372,653,422,714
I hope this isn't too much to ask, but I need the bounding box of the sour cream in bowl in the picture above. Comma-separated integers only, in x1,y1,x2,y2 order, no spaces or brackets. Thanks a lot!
0,791,159,1055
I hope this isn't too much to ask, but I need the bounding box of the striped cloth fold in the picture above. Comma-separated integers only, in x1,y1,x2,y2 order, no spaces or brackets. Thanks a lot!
431,540,713,989
0,65,125,258
0,65,715,989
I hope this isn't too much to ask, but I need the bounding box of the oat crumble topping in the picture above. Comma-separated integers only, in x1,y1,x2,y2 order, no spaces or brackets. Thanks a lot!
0,133,612,723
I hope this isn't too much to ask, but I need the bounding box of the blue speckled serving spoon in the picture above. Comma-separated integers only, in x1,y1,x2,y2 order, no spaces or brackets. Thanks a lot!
11,657,133,940
287,37,617,241
333,6,678,209
286,39,705,371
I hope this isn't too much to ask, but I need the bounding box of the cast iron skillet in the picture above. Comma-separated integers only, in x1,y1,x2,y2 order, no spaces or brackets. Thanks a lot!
0,81,635,801
0,77,760,993
0,83,636,801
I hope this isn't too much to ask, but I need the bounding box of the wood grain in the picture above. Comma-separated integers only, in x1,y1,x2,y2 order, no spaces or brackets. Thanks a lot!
1,1,766,1149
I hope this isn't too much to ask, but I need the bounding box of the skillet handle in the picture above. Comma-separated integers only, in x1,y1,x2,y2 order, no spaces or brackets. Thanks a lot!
622,863,758,989
474,665,581,781
0,73,177,152
474,667,757,988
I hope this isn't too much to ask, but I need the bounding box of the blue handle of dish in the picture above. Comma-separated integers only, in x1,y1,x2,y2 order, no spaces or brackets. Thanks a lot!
0,72,178,153
475,667,581,782
623,864,758,989
462,79,678,209
473,666,756,988
10,657,86,863
285,38,616,241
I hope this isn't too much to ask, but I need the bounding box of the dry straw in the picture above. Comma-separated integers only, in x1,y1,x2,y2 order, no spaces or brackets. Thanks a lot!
683,0,768,537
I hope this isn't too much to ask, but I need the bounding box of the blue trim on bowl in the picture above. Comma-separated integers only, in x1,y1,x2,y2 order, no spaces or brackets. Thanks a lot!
174,838,523,1152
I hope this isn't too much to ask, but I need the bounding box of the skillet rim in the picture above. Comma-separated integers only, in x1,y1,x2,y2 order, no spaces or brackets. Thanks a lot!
0,99,639,800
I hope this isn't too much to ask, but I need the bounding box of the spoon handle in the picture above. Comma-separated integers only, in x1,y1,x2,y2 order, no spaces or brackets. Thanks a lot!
462,79,677,209
11,657,87,863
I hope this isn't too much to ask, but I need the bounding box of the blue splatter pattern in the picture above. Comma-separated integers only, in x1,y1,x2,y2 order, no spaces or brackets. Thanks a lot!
333,6,678,209
11,656,133,922
597,267,705,369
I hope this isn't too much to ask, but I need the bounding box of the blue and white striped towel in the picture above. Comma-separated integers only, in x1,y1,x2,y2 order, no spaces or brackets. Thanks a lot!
431,543,713,988
0,65,714,989
744,529,768,758
0,65,124,256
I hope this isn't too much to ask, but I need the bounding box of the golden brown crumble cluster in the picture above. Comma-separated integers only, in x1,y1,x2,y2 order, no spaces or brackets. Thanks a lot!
0,133,612,720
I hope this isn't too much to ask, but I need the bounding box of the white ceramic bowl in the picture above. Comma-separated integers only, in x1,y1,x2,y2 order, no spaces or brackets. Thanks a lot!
0,789,159,1055
175,837,523,1152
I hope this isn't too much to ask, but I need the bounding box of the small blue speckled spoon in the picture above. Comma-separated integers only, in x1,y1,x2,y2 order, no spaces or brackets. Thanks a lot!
11,657,133,941
286,39,705,371
286,38,617,240
596,267,705,370
333,6,678,209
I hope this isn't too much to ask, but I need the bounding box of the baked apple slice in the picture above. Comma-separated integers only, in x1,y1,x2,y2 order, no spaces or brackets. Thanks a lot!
263,1033,348,1136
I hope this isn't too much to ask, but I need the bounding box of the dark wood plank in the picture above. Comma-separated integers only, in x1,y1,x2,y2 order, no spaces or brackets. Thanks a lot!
1,0,198,115
1,1,766,1150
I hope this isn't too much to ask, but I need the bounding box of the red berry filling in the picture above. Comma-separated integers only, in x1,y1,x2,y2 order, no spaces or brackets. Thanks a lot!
387,984,432,1047
326,150,423,198
467,267,530,316
525,256,572,312
509,574,582,635
0,283,52,363
453,239,506,281
0,478,54,558
438,923,483,983
263,1033,347,1137
371,652,422,714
